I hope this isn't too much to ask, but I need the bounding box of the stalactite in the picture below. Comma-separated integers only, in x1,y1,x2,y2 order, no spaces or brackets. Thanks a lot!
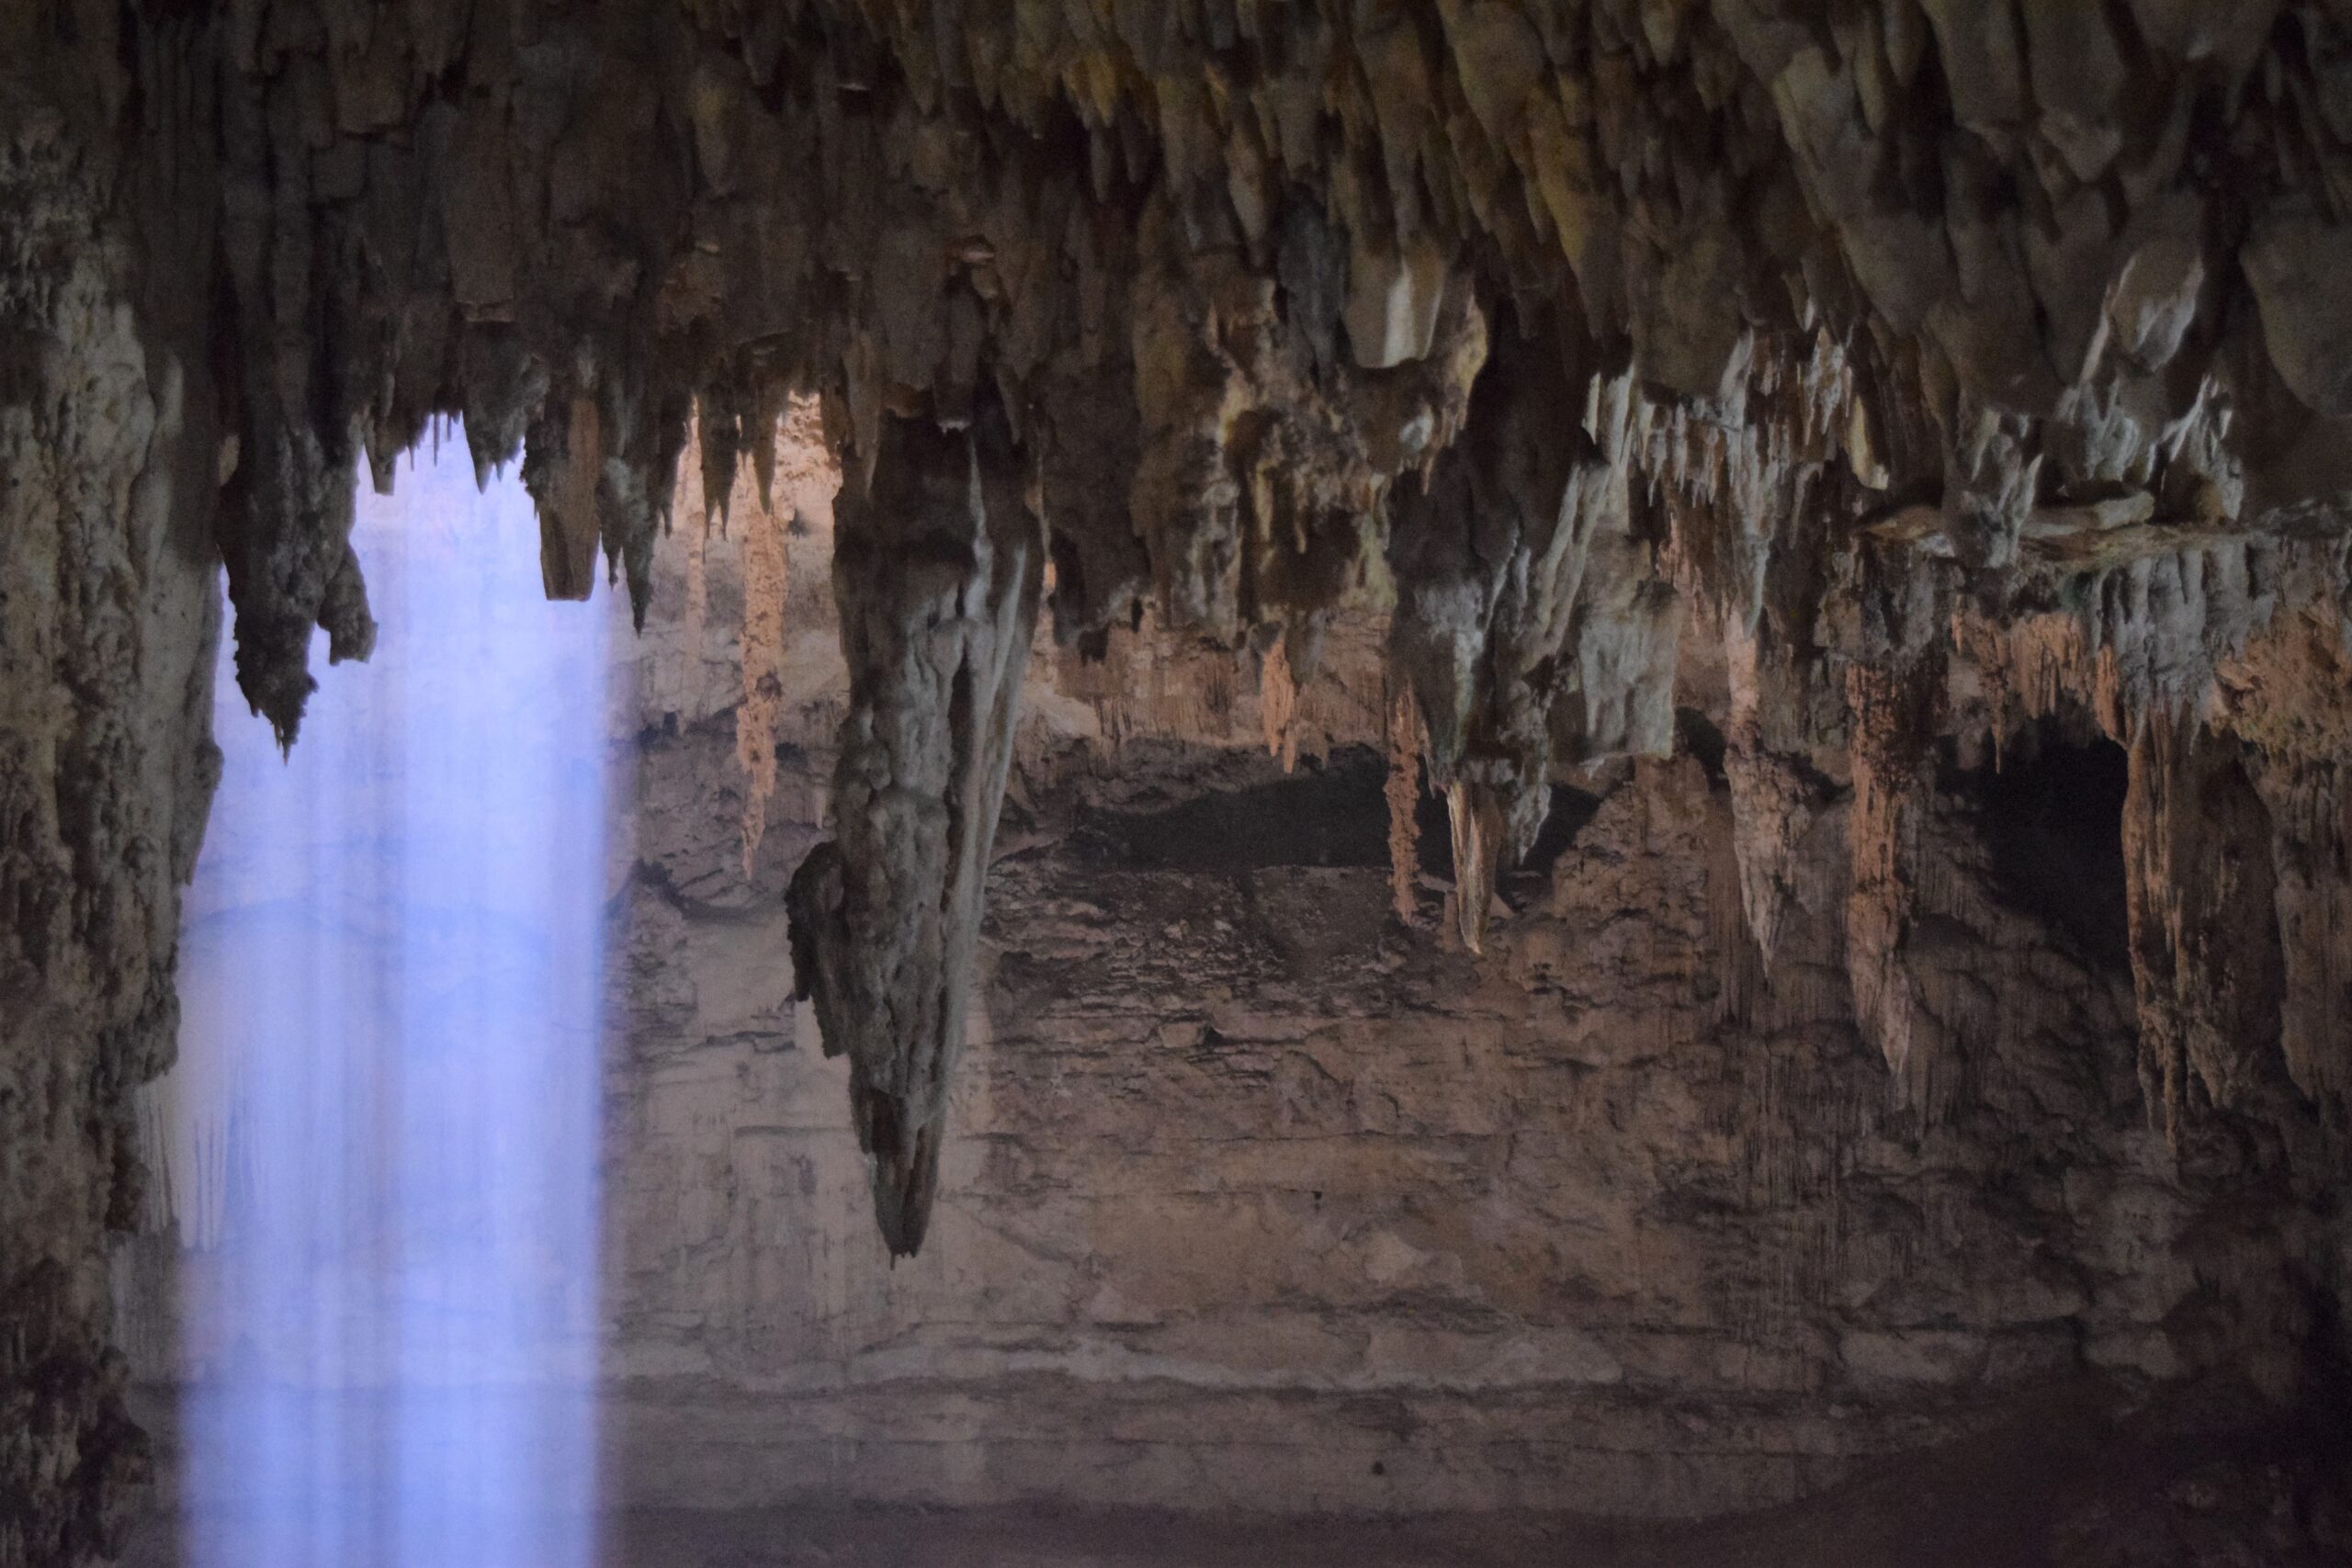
1385,686,1426,927
1445,778,1504,955
786,407,1043,1256
684,438,711,682
1720,613,1816,966
1844,659,1945,1104
1259,630,1300,775
735,442,789,879
528,398,607,604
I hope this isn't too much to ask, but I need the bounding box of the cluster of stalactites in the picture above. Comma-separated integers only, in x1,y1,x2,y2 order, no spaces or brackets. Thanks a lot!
1372,297,1894,950
171,0,2352,1199
1825,543,2352,1147
199,3,2352,739
809,0,2352,514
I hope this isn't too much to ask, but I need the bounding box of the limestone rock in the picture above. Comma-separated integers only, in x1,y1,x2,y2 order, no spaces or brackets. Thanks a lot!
786,409,1042,1256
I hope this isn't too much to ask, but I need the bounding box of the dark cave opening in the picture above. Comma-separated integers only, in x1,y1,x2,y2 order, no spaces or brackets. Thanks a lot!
1074,747,1395,872
1070,745,1601,885
1491,782,1606,886
1947,719,2132,973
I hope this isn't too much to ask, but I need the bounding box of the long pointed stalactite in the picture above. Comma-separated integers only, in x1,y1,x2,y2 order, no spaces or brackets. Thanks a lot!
786,409,1043,1256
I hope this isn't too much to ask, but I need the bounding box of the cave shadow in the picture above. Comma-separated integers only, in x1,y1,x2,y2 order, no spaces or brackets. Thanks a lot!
1940,716,2132,974
1066,742,1601,891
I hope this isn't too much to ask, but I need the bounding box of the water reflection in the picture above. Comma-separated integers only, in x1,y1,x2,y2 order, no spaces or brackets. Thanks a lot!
156,434,607,1565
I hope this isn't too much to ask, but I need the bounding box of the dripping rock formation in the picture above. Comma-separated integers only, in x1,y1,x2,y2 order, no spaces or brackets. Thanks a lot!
5,1,2352,1562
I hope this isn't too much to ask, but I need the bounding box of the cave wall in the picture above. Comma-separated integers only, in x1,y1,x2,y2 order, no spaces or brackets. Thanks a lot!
1,20,224,1564
123,441,2346,1528
586,459,2346,1520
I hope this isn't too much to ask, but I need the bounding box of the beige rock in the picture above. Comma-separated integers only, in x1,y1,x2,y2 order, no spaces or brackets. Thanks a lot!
1343,231,1453,371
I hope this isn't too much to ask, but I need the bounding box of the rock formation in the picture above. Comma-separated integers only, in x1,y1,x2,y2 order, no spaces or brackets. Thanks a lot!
786,407,1042,1254
2,18,226,1560
8,1,2352,1561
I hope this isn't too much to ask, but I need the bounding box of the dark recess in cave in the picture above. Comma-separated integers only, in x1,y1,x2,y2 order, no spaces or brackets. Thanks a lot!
1948,719,2132,972
1076,747,1392,870
1072,745,1602,882
1676,705,1728,784
1497,782,1605,885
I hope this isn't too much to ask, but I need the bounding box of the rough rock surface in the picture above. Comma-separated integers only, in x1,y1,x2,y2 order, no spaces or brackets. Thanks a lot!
786,407,1043,1253
107,474,2347,1562
1,24,222,1565
10,1,2352,1561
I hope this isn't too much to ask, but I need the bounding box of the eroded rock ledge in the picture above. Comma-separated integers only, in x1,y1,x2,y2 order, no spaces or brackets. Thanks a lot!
8,2,2352,1562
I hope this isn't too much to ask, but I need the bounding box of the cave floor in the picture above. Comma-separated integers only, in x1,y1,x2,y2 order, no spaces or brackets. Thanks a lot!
120,1383,2350,1568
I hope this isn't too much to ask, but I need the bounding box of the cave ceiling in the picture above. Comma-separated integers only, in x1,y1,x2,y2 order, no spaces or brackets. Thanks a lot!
26,0,2352,1250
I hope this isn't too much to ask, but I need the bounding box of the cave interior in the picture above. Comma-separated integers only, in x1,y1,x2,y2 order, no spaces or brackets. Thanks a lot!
6,2,2352,1564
